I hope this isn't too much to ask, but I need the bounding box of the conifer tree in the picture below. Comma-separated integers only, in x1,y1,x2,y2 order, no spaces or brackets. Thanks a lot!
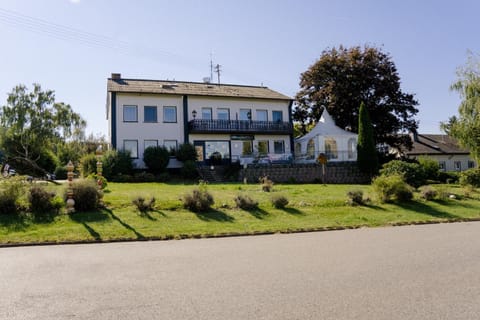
357,102,378,175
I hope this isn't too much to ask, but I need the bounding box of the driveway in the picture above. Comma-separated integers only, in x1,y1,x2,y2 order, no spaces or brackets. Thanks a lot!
1,222,480,319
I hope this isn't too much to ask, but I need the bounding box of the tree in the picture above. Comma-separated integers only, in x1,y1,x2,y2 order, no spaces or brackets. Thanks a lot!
441,52,480,161
294,45,419,151
0,84,86,175
357,102,378,175
143,146,170,174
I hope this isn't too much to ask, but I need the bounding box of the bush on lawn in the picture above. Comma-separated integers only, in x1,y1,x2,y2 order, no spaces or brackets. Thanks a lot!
87,173,108,189
234,194,258,210
459,168,480,188
418,156,440,181
380,160,425,188
67,179,100,212
0,176,26,215
182,183,214,212
372,174,413,203
132,196,156,213
28,185,61,214
271,195,289,209
346,189,364,206
419,185,438,201
259,176,273,192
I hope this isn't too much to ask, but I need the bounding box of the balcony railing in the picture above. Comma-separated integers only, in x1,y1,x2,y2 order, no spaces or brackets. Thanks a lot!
188,119,292,134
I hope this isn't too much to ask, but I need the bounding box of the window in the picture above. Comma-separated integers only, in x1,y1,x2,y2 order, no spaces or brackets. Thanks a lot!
164,140,177,152
144,106,157,122
202,108,212,120
123,140,138,158
257,140,269,155
295,143,302,156
324,138,338,159
454,161,461,171
144,140,158,151
163,106,177,123
272,111,283,122
468,161,475,169
123,105,137,122
274,140,285,154
348,138,357,159
307,139,315,159
205,141,230,160
242,141,253,155
438,161,446,171
239,109,251,121
217,108,230,120
256,110,268,121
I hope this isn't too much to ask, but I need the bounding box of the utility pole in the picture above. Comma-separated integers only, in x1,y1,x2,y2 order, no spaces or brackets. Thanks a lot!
214,64,221,84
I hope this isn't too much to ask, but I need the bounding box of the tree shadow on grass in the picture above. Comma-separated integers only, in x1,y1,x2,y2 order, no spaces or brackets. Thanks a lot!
279,207,305,215
363,203,387,211
104,208,145,239
194,209,235,222
394,201,460,219
69,209,111,223
82,222,102,240
243,207,269,219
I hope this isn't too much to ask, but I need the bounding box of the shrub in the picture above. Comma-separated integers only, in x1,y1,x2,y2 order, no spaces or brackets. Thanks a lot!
438,171,459,184
418,156,440,181
372,174,413,203
259,176,273,192
346,189,364,205
380,160,425,188
224,162,241,181
133,172,156,182
157,172,170,182
181,160,198,179
67,179,99,212
183,188,214,212
459,168,480,188
87,173,108,189
271,195,289,208
143,146,170,174
54,166,68,180
132,196,156,213
234,194,259,210
104,149,134,179
0,176,25,215
419,186,438,201
176,143,197,162
28,185,57,213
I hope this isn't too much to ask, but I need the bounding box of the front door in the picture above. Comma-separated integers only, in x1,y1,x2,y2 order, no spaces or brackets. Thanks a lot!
194,141,205,163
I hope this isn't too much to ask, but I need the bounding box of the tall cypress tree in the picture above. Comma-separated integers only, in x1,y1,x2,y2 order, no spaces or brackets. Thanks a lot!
357,102,379,175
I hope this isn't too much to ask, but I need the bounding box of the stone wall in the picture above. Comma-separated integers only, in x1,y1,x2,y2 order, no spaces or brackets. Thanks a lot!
238,163,370,184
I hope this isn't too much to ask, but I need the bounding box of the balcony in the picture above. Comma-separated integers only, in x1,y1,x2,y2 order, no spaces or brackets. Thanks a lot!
188,119,292,134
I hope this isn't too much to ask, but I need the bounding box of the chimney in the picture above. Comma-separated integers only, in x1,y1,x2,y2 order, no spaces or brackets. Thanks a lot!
111,73,121,80
409,129,419,142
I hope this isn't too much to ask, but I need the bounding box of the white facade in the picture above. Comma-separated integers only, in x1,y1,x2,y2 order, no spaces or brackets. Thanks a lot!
295,109,358,163
107,77,293,168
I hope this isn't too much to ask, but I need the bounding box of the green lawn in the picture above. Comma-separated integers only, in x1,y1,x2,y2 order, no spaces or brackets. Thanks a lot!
1,182,480,245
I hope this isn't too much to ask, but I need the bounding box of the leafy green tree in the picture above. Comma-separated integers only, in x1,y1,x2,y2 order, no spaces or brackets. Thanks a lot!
175,143,197,162
441,52,480,160
357,102,378,175
0,84,86,175
294,45,419,151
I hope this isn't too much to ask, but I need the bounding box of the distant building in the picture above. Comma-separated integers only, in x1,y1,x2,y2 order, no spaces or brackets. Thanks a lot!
106,73,294,168
294,109,358,163
399,132,476,171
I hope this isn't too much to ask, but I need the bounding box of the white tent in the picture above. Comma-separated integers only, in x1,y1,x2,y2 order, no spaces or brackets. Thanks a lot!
295,109,358,162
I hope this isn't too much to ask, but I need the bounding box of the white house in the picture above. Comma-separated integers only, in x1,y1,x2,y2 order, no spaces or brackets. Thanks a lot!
294,109,358,162
106,73,294,167
401,133,476,172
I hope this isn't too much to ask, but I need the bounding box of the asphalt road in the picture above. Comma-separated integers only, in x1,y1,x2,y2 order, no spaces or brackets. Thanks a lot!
1,222,480,320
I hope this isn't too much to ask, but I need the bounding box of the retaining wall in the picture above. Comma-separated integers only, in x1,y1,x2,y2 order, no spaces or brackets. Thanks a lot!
238,163,370,184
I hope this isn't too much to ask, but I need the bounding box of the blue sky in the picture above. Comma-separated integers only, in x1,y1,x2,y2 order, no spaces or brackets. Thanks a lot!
0,0,478,136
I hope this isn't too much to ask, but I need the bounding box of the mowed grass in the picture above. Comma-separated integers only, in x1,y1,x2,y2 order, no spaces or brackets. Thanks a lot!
1,182,480,244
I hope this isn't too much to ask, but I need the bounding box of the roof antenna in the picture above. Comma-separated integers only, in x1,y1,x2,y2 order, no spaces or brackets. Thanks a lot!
210,52,214,82
214,63,222,85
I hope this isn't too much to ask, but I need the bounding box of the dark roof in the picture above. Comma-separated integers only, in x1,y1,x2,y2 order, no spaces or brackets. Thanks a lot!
107,77,292,101
407,134,469,155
